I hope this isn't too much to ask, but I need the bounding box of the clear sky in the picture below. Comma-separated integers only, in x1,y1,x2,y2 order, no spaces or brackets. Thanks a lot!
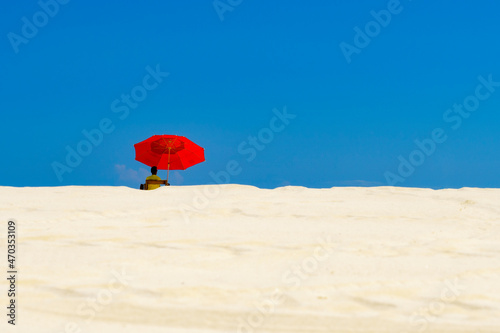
1,0,499,189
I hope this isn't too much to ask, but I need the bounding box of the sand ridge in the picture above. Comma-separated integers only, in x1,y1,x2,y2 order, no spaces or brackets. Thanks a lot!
1,185,499,332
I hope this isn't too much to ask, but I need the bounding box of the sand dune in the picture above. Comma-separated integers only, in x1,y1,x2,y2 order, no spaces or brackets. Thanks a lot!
1,185,499,332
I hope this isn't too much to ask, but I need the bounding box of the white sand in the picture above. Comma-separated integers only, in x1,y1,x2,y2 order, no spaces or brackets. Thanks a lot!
1,185,499,332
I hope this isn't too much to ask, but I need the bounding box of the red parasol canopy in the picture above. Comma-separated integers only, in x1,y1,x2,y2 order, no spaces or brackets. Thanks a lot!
134,135,205,182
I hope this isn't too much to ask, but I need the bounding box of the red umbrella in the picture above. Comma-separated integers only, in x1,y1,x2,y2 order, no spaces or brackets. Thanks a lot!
134,135,205,183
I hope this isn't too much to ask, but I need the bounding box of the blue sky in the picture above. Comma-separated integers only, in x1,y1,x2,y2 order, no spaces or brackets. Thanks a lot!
1,0,499,189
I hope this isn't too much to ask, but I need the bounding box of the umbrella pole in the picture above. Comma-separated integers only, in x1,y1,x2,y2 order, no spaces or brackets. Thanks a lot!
166,147,171,184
